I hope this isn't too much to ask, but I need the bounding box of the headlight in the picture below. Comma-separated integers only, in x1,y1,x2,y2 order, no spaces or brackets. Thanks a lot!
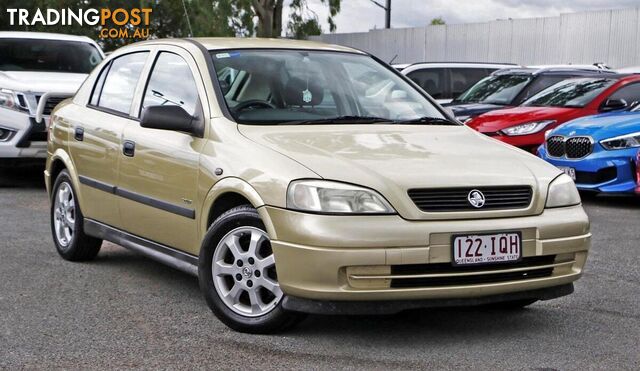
545,174,581,208
0,89,28,112
599,131,640,150
0,89,17,110
287,180,395,214
501,120,556,136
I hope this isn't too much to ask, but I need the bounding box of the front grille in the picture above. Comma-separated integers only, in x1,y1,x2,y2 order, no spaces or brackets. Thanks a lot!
546,136,565,157
36,95,67,115
575,166,617,185
408,186,532,212
546,135,593,158
566,137,592,158
390,255,556,288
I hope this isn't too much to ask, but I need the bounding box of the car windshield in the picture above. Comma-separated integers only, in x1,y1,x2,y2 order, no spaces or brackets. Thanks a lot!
523,78,615,108
0,38,103,74
210,49,447,125
453,74,532,105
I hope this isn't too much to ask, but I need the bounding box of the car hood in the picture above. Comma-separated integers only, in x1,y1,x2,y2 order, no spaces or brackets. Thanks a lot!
467,106,579,132
239,124,559,220
0,71,87,94
551,111,640,140
447,102,511,118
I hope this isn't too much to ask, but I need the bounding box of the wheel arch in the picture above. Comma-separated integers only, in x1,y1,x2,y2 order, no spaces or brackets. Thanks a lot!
200,177,278,241
46,149,81,202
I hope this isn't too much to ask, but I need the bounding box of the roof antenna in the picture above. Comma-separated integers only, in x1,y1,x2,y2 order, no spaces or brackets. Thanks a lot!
181,0,194,37
389,54,398,64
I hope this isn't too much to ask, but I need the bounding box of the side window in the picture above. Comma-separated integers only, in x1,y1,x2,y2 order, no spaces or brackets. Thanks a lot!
96,52,149,114
406,68,445,99
141,52,200,117
449,68,489,97
89,63,110,106
519,76,566,102
607,83,640,105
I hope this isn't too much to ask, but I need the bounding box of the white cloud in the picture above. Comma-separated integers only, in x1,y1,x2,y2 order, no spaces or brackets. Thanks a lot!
284,0,640,34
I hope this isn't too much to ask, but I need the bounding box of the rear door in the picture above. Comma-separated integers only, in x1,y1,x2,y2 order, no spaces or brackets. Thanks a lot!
116,46,209,255
69,51,150,228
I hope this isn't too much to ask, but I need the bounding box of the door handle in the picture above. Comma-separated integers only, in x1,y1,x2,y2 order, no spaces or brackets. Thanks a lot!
74,127,84,141
122,140,135,157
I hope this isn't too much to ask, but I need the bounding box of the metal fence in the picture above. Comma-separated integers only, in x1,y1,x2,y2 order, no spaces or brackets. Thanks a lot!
310,7,640,68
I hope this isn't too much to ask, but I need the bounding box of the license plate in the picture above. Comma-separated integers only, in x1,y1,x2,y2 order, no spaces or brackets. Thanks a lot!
558,166,576,181
452,232,522,266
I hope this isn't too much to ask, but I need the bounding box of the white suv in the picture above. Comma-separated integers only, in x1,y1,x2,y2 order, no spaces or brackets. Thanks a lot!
0,32,103,160
397,62,517,104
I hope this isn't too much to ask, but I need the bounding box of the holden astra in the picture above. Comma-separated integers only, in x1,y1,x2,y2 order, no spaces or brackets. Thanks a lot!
539,109,640,194
467,74,640,153
45,38,590,333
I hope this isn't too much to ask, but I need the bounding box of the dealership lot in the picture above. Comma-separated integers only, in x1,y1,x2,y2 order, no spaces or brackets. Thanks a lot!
0,166,638,370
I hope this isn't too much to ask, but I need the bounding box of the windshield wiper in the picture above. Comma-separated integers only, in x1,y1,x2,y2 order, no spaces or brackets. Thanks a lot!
285,115,393,125
392,116,459,125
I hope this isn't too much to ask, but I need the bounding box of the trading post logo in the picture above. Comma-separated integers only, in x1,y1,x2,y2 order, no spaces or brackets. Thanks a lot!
5,8,152,39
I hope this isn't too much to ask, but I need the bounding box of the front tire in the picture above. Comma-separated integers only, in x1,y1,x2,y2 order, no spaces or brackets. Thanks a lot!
198,205,303,333
50,170,102,261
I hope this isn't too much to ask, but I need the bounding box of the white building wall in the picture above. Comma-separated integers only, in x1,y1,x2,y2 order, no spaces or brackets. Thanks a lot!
310,7,640,68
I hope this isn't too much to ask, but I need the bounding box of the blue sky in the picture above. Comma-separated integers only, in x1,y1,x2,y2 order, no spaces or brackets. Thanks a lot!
284,0,640,34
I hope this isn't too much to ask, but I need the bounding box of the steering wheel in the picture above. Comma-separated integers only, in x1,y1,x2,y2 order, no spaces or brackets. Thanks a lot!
232,100,277,112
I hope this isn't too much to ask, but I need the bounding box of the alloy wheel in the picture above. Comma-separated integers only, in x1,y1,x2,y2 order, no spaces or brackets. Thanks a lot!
212,226,283,317
53,182,76,249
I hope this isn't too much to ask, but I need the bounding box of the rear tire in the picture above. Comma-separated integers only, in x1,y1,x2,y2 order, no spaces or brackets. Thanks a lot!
50,170,102,261
198,205,304,333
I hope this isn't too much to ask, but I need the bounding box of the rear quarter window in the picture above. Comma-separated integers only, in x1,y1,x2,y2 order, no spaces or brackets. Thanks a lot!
92,52,149,115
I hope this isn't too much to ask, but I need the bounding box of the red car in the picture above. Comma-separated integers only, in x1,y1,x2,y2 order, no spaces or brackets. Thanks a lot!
467,74,640,153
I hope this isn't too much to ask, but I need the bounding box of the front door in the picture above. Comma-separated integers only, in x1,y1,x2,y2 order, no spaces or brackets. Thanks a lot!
117,48,208,255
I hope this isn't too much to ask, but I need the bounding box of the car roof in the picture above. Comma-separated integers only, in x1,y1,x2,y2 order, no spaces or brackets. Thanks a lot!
493,67,617,76
401,61,519,70
0,31,96,43
190,37,364,53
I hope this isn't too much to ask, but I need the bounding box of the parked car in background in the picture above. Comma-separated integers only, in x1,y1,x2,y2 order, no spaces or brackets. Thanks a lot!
616,65,640,74
0,32,104,161
447,67,615,123
528,64,611,71
46,38,590,333
466,74,640,153
539,109,640,195
398,62,517,104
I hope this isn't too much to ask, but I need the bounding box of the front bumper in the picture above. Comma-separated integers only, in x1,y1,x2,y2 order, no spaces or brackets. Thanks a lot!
264,205,590,302
0,108,48,159
539,145,638,194
283,284,574,314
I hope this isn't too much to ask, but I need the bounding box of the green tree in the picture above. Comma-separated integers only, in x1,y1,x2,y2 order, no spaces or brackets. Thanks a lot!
430,16,445,25
0,0,342,50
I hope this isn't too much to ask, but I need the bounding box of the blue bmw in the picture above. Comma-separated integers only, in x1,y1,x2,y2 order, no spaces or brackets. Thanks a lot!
538,110,640,195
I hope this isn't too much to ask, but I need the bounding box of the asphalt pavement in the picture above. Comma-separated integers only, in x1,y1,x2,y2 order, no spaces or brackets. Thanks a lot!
1,165,639,370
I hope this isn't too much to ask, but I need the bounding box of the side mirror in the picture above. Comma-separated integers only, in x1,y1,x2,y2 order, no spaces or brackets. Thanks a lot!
140,105,197,135
601,98,628,112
